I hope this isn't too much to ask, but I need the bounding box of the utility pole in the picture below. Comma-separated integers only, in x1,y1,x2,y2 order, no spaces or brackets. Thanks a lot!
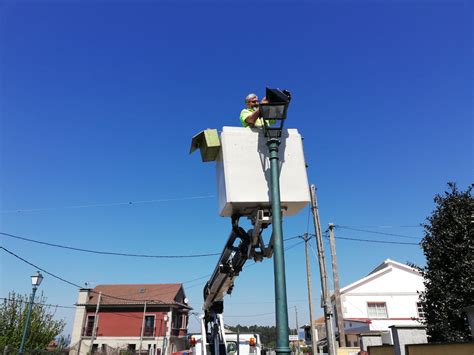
303,233,318,354
139,301,148,353
309,185,337,355
294,306,300,354
328,224,346,347
90,292,102,354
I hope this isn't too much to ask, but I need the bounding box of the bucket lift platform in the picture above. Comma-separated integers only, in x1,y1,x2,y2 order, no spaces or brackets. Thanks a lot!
192,126,310,355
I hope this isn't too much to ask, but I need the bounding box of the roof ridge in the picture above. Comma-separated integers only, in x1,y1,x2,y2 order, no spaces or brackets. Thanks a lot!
94,283,182,287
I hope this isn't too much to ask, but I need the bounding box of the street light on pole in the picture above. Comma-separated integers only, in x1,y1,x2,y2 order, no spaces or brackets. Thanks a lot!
162,314,169,355
259,87,292,355
19,271,44,355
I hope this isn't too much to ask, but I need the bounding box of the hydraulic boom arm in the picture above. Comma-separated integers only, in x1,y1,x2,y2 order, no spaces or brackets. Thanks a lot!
201,212,273,354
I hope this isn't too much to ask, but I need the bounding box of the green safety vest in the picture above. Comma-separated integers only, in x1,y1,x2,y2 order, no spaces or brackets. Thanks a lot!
239,108,275,128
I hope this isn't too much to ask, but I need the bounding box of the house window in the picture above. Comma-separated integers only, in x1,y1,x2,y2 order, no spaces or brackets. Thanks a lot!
144,315,155,336
172,314,188,329
181,314,188,329
417,302,426,319
367,302,388,318
85,315,95,336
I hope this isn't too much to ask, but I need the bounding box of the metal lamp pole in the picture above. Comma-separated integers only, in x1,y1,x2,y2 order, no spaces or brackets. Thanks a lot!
260,88,292,355
267,137,291,355
19,271,43,355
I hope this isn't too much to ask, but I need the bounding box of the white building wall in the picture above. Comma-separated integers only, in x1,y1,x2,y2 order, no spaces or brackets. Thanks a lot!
71,337,166,355
93,336,166,350
347,268,423,294
341,263,425,332
70,289,90,346
343,294,420,319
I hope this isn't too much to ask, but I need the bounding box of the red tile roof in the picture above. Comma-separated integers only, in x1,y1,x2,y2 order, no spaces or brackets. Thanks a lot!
313,316,325,325
344,318,372,324
86,283,184,305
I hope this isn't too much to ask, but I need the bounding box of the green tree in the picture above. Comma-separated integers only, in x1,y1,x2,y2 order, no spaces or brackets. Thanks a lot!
418,182,473,342
0,291,66,352
55,334,71,351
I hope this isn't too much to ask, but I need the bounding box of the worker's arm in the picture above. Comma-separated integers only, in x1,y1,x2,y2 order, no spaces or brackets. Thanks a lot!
240,97,268,127
243,109,261,127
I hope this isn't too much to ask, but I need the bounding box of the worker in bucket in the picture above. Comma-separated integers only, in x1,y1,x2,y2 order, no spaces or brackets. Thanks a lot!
239,93,274,128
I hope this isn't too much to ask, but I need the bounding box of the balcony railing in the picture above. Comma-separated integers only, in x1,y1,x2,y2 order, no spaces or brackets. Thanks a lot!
143,328,155,337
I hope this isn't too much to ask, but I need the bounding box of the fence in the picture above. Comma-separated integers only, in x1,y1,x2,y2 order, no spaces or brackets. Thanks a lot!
1,346,69,355
368,342,474,355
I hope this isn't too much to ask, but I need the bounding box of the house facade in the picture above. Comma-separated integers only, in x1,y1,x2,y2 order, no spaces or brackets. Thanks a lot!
335,259,425,347
70,284,191,355
302,316,326,346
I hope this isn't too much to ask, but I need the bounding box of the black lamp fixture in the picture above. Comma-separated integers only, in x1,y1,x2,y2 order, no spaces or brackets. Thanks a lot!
259,87,291,139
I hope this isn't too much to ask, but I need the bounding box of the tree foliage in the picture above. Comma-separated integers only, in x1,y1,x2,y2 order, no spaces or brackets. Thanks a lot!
419,182,473,342
0,291,66,352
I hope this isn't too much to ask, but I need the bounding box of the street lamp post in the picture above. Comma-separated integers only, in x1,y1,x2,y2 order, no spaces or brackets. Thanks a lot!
19,271,44,355
260,88,292,355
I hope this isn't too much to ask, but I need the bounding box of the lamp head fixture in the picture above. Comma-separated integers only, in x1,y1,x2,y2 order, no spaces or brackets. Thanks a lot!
259,88,291,139
31,271,43,287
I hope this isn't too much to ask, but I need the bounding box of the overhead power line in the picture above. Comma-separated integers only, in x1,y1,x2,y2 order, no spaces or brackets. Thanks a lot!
0,297,76,309
1,195,215,214
225,311,275,318
334,226,422,240
331,235,420,246
310,233,419,245
0,297,159,321
0,232,221,259
0,232,303,259
1,246,83,289
1,246,191,303
284,235,304,242
334,224,422,228
1,234,305,303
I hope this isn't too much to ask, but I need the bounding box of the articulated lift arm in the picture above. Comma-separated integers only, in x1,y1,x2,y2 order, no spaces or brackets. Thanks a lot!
203,217,249,314
201,212,273,355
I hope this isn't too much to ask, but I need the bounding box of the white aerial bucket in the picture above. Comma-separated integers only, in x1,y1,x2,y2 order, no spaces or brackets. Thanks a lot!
216,126,310,217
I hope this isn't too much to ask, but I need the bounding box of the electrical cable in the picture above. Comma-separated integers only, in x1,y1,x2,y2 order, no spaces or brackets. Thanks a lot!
305,205,311,236
311,232,420,245
225,311,275,318
284,235,304,242
285,240,305,252
0,297,76,309
1,246,187,303
335,224,422,228
0,297,146,320
1,195,215,214
0,232,220,259
1,246,84,288
330,235,420,245
190,239,306,310
334,226,422,240
0,232,304,259
1,233,306,303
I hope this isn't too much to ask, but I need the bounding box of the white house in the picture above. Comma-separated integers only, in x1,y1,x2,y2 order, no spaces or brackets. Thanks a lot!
335,259,425,347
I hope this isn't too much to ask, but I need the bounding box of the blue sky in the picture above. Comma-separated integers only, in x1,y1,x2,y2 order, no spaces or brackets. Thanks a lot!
1,0,472,335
